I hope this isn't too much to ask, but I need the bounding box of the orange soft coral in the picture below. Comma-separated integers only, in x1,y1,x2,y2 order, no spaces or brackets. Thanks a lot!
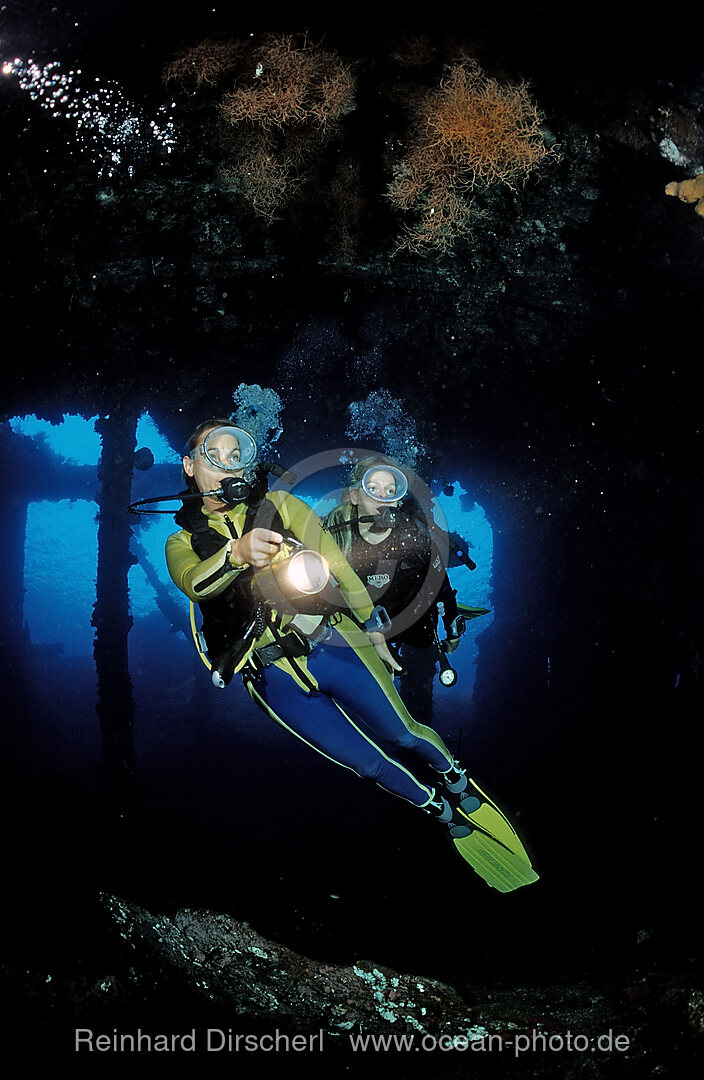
165,33,356,224
219,33,356,132
387,58,557,254
665,175,704,217
163,37,244,88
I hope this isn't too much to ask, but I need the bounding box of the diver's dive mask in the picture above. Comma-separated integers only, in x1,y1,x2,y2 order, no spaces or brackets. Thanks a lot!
359,465,408,504
190,425,258,474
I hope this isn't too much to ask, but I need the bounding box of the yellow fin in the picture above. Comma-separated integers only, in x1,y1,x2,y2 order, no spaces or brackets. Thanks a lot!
452,777,539,892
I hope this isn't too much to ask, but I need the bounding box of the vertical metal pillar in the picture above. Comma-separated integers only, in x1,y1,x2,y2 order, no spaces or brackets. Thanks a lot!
92,411,139,825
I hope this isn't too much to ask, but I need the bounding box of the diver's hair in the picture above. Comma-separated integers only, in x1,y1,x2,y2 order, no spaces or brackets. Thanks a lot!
184,417,234,454
324,502,358,556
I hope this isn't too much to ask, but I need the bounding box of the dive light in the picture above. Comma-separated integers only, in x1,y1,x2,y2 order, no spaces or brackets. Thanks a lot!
251,539,335,614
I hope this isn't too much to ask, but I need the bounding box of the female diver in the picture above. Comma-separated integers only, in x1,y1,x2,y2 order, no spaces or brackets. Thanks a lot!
323,455,467,685
165,419,538,892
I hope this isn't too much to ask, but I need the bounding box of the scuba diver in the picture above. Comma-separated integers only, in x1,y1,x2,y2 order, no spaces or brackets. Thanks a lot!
162,419,538,893
323,456,489,691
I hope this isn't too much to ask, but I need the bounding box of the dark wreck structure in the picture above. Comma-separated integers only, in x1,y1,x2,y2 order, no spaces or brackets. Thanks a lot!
1,4,702,1075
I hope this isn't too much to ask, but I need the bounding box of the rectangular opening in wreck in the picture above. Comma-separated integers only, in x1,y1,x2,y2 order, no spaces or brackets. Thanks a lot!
11,411,183,657
24,498,99,656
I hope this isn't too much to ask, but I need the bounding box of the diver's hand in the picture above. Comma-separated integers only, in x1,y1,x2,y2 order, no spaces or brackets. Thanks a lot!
231,528,283,568
367,631,403,673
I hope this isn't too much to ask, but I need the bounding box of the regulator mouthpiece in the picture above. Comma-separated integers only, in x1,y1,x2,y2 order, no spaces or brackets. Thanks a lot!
359,505,402,530
218,475,253,504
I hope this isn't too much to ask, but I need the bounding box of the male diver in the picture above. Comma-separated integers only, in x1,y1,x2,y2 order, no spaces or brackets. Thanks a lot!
164,419,538,892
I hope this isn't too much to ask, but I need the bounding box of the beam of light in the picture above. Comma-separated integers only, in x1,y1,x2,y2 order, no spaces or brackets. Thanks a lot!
285,549,330,595
2,57,176,177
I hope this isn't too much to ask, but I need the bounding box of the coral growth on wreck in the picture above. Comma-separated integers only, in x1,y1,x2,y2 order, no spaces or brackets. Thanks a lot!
387,58,557,254
665,175,704,217
165,33,356,224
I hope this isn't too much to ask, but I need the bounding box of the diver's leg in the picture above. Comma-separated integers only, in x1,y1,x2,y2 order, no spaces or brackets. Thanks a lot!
395,640,434,718
245,663,435,807
308,635,455,774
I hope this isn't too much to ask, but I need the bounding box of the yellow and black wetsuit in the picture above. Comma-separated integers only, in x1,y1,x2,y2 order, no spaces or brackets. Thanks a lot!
166,489,454,805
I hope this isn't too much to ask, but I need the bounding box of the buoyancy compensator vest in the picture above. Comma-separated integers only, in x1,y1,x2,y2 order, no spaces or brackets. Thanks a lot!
174,468,286,673
175,468,324,689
